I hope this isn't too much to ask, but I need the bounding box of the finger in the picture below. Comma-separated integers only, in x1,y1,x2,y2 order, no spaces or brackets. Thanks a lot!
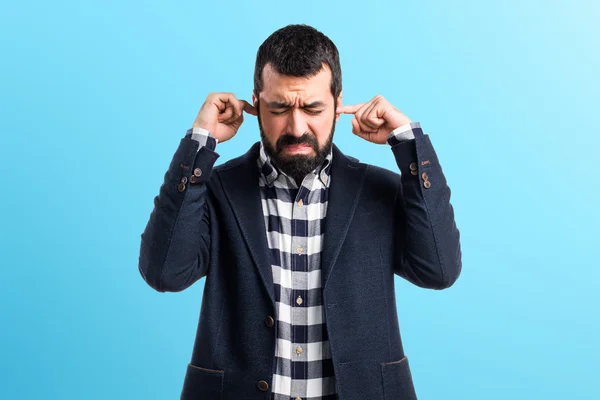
211,92,233,112
350,117,361,136
354,101,377,134
359,100,378,130
218,94,243,124
351,118,375,143
217,105,236,122
226,94,244,118
213,93,240,114
363,99,385,130
337,103,365,114
242,100,257,116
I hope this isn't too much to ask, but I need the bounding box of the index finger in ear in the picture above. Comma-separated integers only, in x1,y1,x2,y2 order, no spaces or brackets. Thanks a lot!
241,100,258,116
336,103,365,114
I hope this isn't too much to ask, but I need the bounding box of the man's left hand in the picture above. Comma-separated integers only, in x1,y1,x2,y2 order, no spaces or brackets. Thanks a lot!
337,95,412,144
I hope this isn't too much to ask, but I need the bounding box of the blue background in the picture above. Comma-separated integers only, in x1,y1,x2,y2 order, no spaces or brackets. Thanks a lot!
1,0,598,398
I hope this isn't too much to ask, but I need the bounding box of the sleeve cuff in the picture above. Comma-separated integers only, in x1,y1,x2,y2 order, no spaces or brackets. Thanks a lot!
185,127,218,151
387,121,423,146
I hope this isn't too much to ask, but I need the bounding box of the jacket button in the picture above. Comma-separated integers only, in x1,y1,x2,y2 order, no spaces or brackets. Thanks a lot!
421,172,428,181
193,168,202,177
409,162,417,171
177,183,186,192
257,380,269,391
190,175,198,184
265,316,274,328
180,176,188,184
424,181,431,189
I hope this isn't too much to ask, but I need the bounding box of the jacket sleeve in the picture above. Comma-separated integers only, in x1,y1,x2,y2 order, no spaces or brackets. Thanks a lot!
389,125,462,289
138,137,220,292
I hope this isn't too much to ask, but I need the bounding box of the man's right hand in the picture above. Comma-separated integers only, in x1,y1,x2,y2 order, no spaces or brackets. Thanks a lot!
192,92,257,143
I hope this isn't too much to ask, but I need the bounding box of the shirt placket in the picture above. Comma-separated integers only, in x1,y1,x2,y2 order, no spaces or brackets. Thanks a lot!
290,181,310,399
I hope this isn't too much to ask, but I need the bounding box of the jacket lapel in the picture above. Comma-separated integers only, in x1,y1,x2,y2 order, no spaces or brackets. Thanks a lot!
217,142,276,307
217,141,367,305
321,144,367,290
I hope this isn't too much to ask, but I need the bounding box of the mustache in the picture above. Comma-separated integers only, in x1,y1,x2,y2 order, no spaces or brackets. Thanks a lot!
276,133,318,152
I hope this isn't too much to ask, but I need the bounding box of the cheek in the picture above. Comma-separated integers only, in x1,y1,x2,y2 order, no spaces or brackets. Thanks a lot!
261,114,286,141
308,117,334,143
265,117,286,132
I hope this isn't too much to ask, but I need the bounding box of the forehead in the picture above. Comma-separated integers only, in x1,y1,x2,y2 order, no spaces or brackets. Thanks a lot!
260,63,332,103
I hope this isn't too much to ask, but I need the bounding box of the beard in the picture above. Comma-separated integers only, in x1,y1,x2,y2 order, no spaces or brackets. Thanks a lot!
257,105,335,184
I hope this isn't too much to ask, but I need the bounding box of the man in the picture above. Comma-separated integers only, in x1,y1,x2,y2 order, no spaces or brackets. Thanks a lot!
139,24,461,400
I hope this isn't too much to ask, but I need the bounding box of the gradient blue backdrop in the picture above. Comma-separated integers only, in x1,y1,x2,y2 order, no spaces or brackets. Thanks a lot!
1,0,598,399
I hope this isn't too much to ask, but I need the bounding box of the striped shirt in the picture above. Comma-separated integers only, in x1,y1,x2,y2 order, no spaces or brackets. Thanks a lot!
185,122,418,400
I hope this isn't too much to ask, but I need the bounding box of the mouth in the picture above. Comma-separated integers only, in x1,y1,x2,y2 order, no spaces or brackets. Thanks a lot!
282,144,314,154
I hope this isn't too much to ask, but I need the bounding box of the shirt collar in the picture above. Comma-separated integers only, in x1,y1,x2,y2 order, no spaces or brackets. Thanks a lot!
258,141,333,188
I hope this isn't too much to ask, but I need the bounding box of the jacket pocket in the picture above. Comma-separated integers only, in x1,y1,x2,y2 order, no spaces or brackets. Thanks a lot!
335,360,384,400
181,363,224,400
380,356,417,400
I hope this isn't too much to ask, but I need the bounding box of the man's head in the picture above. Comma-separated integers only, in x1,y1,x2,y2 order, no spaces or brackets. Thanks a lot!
252,24,342,183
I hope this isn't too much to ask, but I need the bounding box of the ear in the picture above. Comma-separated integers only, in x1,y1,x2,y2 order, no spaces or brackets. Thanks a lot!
252,91,258,108
335,89,343,122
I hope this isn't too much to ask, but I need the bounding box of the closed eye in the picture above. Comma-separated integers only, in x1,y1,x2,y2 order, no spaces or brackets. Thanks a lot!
270,109,323,115
305,109,323,115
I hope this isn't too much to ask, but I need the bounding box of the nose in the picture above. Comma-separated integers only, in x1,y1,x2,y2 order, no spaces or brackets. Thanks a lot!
286,108,308,137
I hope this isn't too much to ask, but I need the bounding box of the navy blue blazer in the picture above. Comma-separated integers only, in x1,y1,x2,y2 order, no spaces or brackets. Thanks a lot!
138,132,462,400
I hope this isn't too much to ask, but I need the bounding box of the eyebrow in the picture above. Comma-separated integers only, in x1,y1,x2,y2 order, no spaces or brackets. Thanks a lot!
266,101,326,109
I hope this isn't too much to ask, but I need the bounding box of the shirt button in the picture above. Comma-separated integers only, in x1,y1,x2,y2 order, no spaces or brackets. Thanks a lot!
296,296,303,305
297,247,304,255
296,346,303,355
193,168,202,177
297,199,303,207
